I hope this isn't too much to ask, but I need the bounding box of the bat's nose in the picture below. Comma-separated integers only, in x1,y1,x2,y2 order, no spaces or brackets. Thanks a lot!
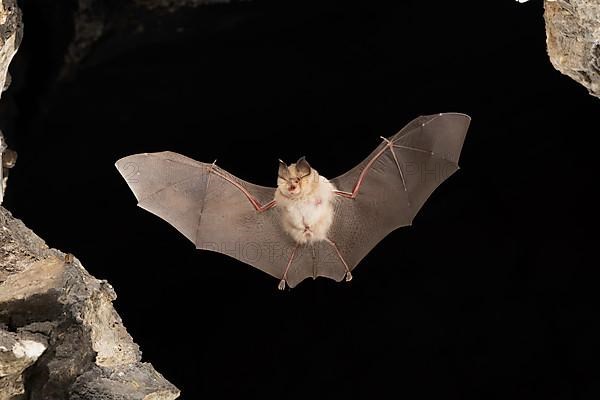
289,185,297,191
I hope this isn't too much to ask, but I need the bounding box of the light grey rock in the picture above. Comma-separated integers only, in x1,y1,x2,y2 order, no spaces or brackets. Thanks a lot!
0,207,181,399
0,0,21,206
1,2,179,398
544,0,600,98
1,330,47,399
0,0,20,99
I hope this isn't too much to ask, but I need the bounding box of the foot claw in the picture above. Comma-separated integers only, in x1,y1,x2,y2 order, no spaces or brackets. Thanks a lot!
345,271,353,282
278,279,286,290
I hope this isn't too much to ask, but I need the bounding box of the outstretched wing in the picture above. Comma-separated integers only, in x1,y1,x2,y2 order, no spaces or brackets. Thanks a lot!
325,112,471,278
115,151,297,280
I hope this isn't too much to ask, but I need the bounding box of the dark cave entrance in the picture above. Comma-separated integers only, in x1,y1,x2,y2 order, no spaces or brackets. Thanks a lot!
2,1,597,398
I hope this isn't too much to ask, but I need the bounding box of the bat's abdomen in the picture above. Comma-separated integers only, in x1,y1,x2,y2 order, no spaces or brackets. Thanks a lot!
276,176,336,244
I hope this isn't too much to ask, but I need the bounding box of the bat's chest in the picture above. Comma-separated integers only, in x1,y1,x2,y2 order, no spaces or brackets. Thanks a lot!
287,198,328,222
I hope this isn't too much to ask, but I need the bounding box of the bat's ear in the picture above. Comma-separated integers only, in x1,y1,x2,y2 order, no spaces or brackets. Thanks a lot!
296,156,312,178
278,159,290,181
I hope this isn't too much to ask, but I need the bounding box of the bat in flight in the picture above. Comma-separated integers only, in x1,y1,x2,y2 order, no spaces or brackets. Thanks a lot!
116,113,470,290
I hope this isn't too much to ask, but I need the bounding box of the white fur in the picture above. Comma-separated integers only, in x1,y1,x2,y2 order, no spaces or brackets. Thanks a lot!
275,174,336,244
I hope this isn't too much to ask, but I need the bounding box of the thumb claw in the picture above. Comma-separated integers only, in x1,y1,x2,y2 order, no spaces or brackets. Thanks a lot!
278,279,286,290
345,272,353,282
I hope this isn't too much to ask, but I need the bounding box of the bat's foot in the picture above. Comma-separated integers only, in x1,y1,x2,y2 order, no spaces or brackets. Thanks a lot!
345,271,353,282
278,279,287,290
325,238,353,283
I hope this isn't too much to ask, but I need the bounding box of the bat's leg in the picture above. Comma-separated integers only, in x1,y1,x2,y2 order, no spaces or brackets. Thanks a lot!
325,238,352,282
278,243,300,290
210,167,277,212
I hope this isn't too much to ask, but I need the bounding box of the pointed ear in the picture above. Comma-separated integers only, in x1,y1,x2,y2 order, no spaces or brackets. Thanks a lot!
296,156,311,178
278,159,290,180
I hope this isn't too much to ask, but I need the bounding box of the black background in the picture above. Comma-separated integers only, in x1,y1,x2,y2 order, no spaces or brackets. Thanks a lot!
3,1,599,399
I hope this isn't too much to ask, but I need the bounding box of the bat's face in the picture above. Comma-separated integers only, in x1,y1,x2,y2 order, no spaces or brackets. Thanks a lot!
277,157,316,199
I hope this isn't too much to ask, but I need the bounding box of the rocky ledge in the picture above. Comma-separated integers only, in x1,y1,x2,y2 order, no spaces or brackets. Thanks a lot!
1,1,178,397
0,207,180,399
544,0,600,98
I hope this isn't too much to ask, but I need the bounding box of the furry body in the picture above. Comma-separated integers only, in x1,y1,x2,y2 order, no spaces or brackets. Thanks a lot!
274,160,336,244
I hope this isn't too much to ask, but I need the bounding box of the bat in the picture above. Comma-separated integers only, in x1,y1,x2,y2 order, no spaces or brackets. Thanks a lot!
115,112,470,289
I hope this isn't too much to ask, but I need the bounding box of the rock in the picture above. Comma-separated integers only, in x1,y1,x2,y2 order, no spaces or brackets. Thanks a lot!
70,363,181,400
0,134,6,205
1,1,179,397
0,0,21,206
0,136,17,205
0,207,180,399
544,0,600,98
0,0,20,99
1,330,47,400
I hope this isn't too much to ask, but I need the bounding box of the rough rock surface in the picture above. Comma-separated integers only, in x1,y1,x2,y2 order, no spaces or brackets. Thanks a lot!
0,133,16,207
1,1,179,398
1,329,47,400
0,134,6,205
0,0,20,97
544,0,600,98
0,207,181,399
0,0,20,206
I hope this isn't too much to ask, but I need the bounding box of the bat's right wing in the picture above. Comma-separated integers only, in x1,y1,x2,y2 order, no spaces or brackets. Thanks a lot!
115,151,297,280
327,113,471,276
